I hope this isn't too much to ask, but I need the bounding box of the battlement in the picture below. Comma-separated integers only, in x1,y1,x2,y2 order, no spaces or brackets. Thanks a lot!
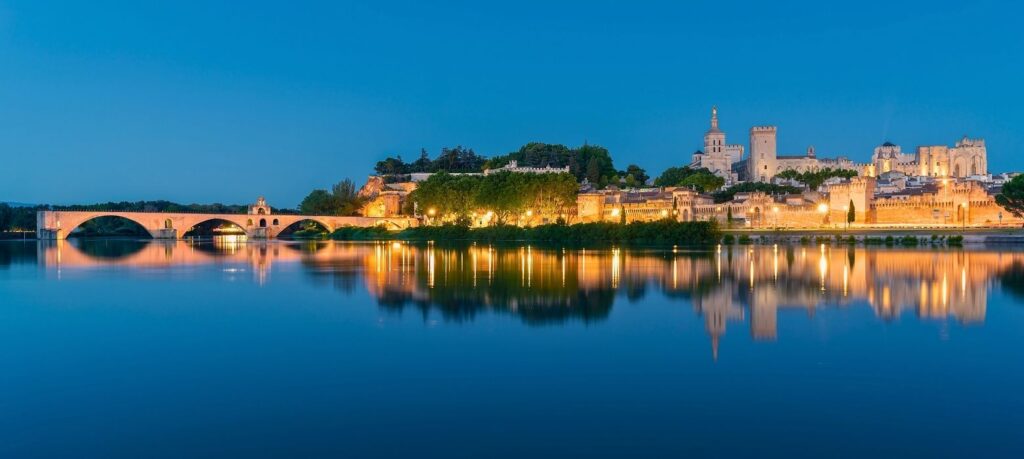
750,126,777,134
955,136,985,148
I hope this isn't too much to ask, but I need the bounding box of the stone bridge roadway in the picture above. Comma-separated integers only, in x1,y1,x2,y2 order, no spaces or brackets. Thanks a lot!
36,210,417,240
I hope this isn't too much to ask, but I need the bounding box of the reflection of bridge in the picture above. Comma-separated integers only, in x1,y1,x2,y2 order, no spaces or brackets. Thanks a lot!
35,197,417,240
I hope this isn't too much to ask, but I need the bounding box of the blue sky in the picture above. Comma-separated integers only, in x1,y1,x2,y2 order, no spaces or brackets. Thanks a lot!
1,0,1021,207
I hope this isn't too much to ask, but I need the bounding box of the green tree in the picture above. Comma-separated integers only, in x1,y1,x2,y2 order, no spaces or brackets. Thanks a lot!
726,206,733,228
996,174,1024,222
299,189,340,215
623,164,649,185
619,206,626,224
653,166,723,191
298,179,367,216
408,172,481,223
776,168,858,189
847,200,856,225
653,166,692,187
476,172,527,225
0,204,12,232
331,179,366,215
585,158,601,185
374,156,408,175
522,173,579,221
712,182,802,203
679,171,725,192
411,148,432,173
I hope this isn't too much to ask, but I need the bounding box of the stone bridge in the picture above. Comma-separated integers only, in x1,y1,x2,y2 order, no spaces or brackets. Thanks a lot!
36,205,417,240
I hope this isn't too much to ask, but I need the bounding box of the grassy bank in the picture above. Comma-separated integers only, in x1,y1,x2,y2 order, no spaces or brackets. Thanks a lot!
332,221,720,245
721,232,967,247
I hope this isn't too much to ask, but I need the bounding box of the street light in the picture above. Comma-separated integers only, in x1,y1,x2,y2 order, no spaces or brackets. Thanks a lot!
771,206,780,229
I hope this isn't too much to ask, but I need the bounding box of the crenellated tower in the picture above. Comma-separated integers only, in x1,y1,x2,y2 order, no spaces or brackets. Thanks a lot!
748,126,778,182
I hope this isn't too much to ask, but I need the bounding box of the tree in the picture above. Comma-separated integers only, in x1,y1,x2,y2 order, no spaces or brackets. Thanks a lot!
654,166,692,187
0,204,12,232
712,182,803,203
411,148,433,173
585,158,601,185
623,164,649,185
679,171,725,192
299,189,340,215
619,206,626,224
522,173,579,221
374,156,408,175
297,180,366,216
653,166,722,191
776,168,858,189
847,200,856,226
726,206,733,228
408,172,480,223
331,179,366,215
996,174,1024,222
476,171,527,225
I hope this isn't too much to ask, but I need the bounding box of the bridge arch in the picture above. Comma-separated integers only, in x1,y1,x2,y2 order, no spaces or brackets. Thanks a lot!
62,213,156,239
274,218,334,238
180,217,249,239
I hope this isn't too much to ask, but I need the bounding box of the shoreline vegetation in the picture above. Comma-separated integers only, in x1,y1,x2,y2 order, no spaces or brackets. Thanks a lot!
331,221,721,245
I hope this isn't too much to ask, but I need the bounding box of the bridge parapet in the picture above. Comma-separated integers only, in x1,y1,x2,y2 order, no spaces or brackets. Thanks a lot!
36,210,417,240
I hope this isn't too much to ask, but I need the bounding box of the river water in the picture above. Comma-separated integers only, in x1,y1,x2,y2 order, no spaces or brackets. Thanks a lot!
1,238,1022,457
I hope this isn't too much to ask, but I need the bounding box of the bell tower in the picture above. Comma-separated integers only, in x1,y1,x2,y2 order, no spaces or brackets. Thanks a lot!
249,196,272,215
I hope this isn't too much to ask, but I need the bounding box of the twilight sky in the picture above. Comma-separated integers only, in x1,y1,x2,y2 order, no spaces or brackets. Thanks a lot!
1,0,1021,207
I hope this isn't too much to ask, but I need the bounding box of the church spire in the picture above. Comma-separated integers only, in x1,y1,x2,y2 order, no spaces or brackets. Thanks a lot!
710,105,719,130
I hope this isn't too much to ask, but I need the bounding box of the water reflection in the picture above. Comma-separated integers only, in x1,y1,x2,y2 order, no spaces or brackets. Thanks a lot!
22,238,1024,356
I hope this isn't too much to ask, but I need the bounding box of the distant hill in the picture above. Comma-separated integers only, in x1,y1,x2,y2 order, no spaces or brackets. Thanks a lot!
1,202,35,208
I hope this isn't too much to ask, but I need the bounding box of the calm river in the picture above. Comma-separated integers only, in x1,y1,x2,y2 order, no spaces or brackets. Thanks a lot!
2,239,1023,457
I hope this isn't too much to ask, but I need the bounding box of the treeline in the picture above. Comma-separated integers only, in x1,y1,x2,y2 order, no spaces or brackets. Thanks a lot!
374,142,642,189
653,166,725,192
711,182,803,203
331,220,720,245
0,204,37,232
374,146,488,175
408,171,578,225
776,168,858,189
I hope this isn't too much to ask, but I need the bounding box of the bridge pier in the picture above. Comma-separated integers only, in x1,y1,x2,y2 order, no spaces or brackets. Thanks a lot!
152,229,178,239
37,228,63,240
247,228,270,239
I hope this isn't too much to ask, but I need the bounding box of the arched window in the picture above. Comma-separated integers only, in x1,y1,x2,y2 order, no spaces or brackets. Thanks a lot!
259,218,267,228
247,219,253,227
164,219,173,229
258,208,266,215
272,219,279,226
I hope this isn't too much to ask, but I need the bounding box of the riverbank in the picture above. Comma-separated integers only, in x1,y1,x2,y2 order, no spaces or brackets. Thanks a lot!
720,227,1024,245
332,221,721,245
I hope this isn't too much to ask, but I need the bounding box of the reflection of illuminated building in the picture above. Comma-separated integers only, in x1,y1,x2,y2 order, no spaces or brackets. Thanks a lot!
37,240,1020,358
